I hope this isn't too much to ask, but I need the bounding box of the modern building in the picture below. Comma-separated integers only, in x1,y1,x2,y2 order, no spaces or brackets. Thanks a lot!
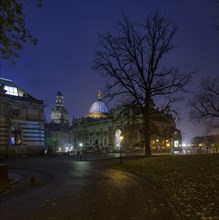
72,91,182,153
0,78,45,158
45,91,72,153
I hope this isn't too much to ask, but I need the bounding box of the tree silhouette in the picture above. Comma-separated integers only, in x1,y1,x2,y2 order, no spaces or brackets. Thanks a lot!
189,77,219,131
92,12,196,156
0,0,41,63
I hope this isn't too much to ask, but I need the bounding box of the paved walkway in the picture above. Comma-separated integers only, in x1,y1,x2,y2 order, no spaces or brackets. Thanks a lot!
0,156,181,220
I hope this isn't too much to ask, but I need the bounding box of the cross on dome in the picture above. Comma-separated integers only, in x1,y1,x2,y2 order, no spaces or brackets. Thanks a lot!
98,90,101,100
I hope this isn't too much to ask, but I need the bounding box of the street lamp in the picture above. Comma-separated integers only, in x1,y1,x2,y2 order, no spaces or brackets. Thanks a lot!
199,144,202,154
79,143,83,160
119,136,124,164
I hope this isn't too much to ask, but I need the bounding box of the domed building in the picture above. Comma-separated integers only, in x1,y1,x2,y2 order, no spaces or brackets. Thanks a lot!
88,90,109,119
72,91,112,151
45,91,72,153
72,90,182,153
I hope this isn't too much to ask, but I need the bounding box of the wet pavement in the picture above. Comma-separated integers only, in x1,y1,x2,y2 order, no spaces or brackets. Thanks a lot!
0,155,181,220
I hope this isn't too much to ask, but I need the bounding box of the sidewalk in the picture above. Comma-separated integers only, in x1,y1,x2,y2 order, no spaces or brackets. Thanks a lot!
0,168,52,201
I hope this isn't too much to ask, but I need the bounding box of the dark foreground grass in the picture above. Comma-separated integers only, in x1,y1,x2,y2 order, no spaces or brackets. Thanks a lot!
115,154,219,219
0,181,11,194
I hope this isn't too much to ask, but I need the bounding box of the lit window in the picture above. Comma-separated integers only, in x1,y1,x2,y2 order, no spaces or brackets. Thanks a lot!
4,86,18,96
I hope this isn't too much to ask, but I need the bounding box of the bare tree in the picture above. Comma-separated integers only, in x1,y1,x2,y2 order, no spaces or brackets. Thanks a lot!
189,77,219,131
92,12,195,156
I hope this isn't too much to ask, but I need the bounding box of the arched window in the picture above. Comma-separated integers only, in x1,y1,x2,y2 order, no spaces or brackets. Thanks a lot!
9,127,21,146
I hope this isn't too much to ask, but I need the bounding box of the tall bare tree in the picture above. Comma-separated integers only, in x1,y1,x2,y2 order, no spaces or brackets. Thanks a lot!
92,12,195,156
0,0,41,63
189,77,219,131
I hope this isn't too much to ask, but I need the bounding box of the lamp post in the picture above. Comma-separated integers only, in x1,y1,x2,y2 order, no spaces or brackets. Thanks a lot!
199,144,202,154
79,143,83,160
119,136,123,164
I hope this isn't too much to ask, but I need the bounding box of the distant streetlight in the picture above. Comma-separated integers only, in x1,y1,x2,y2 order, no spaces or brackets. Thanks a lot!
199,144,202,154
79,143,83,161
119,136,124,164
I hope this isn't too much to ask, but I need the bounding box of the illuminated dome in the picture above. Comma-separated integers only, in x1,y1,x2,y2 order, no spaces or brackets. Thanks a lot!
88,90,109,119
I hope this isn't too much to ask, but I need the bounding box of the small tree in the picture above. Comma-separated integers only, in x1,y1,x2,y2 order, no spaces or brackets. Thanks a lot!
0,0,41,63
189,77,219,131
92,12,195,156
45,137,59,155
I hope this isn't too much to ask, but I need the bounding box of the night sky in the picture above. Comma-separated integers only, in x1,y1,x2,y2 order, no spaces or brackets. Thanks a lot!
0,0,218,144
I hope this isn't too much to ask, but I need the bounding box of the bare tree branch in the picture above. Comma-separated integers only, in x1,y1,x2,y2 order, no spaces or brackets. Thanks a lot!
92,11,195,156
189,77,219,131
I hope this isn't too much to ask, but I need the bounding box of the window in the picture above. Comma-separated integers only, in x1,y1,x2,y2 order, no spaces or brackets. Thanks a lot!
4,85,18,96
10,127,21,145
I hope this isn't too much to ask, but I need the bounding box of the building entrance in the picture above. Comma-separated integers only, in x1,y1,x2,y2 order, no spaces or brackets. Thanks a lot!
9,127,21,145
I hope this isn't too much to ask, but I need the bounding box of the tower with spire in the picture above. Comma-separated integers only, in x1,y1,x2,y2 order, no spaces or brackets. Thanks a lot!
50,90,69,126
45,90,72,153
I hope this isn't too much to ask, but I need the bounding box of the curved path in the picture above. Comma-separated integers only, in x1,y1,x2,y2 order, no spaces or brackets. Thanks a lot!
0,156,180,220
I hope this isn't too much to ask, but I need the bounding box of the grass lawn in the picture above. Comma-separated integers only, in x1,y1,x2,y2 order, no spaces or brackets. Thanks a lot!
0,181,11,195
115,154,219,219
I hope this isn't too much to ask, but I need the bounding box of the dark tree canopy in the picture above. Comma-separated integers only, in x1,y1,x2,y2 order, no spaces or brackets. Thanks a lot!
189,77,219,131
92,12,195,156
0,0,41,63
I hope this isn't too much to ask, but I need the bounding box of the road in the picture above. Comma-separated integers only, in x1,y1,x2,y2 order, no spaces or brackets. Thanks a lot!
0,155,180,220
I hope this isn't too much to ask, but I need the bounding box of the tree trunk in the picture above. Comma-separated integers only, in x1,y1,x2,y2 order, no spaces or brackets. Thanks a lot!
143,105,152,156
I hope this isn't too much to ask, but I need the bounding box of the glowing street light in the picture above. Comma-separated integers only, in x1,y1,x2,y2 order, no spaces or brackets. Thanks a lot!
79,143,83,160
199,144,202,154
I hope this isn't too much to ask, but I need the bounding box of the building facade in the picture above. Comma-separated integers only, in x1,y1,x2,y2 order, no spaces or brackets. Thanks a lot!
72,92,182,153
0,78,45,158
45,91,72,153
192,134,219,153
